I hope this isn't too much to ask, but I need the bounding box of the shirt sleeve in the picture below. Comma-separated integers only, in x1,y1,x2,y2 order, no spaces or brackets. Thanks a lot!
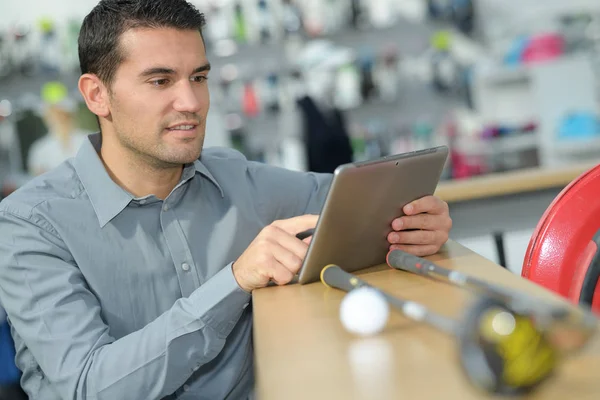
246,160,333,222
0,210,251,400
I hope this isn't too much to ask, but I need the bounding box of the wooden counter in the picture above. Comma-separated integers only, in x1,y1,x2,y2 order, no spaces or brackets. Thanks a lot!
435,162,598,203
252,241,600,400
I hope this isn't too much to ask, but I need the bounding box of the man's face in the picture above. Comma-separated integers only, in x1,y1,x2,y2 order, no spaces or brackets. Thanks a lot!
105,27,210,167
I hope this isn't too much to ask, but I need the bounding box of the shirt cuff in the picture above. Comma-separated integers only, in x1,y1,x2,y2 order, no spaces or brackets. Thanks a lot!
189,263,252,338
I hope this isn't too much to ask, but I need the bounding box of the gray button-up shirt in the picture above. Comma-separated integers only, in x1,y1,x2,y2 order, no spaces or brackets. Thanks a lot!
0,134,332,400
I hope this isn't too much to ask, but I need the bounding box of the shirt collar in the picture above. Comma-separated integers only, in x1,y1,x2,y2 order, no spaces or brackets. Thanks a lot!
192,159,224,198
74,134,133,227
74,133,224,228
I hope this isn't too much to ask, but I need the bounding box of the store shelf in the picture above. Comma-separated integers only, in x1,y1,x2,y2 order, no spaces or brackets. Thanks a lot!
436,160,599,203
209,17,437,74
553,136,600,155
455,132,538,156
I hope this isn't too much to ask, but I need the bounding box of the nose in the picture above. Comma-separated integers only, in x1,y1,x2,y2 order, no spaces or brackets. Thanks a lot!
173,81,205,114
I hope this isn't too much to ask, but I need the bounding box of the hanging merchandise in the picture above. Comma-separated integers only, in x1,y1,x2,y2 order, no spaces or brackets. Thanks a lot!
323,0,349,34
281,0,303,37
279,134,308,171
412,120,435,150
391,134,413,155
38,17,62,75
0,100,16,190
358,49,377,102
281,0,305,61
64,20,82,74
281,69,306,110
11,23,36,77
520,33,565,65
301,0,325,37
263,73,281,114
376,45,400,103
427,0,451,19
450,0,475,35
366,0,396,28
0,32,10,79
349,0,369,30
218,63,239,111
427,0,474,35
363,120,386,159
557,112,600,141
334,63,362,110
242,80,260,117
225,112,249,155
558,13,592,53
205,3,232,50
233,2,248,43
256,0,274,44
296,95,353,173
349,123,367,161
430,31,458,92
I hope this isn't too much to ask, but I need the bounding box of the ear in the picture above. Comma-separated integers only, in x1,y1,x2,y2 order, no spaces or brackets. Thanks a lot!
78,74,110,118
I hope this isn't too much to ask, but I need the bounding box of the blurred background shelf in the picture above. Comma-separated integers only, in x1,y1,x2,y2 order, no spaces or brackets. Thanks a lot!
554,137,600,156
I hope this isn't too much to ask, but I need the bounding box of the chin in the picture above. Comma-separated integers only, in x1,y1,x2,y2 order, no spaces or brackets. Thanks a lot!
171,150,202,164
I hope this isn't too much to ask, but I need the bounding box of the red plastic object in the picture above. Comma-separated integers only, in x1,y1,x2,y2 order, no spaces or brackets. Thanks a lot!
242,82,260,118
522,163,600,314
521,33,564,64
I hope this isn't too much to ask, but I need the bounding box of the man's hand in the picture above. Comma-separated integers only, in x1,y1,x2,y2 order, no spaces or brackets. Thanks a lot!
232,215,318,292
387,195,452,257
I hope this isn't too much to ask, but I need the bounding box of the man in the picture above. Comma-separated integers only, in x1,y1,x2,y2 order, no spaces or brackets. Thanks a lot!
28,82,89,176
0,1,452,399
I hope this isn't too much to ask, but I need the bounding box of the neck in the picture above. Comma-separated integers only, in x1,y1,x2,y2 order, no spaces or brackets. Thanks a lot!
100,138,183,200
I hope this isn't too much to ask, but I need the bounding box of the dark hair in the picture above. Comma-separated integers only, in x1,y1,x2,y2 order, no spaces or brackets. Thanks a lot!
78,0,206,87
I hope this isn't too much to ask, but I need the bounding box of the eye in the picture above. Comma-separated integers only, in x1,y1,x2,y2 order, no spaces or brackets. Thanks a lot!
191,75,208,83
150,78,169,87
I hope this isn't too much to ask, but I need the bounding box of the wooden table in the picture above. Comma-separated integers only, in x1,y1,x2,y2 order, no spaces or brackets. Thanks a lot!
252,241,600,400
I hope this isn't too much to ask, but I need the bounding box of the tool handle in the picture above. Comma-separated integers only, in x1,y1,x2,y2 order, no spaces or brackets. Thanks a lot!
320,264,368,292
387,249,452,278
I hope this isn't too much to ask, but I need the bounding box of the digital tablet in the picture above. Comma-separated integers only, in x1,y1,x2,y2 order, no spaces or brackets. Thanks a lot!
297,145,449,285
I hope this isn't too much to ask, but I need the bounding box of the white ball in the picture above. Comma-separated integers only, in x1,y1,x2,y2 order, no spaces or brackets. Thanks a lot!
339,287,390,336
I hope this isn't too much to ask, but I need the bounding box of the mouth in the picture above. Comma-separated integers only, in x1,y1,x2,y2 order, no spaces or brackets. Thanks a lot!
165,123,199,138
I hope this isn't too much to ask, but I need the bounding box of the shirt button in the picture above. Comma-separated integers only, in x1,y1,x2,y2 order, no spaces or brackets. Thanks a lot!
182,263,190,271
163,204,169,212
193,364,200,371
139,199,146,205
183,384,190,392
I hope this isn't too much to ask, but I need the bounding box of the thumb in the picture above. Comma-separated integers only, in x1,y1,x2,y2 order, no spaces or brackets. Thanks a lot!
274,214,319,235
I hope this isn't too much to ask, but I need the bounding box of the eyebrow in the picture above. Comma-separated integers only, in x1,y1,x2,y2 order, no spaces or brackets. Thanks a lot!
139,63,211,78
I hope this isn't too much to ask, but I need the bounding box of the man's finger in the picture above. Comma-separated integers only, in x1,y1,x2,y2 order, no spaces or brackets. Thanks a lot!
396,214,440,231
388,244,438,257
271,244,304,275
404,196,448,216
275,230,310,261
269,262,296,286
391,217,403,231
273,214,319,235
388,230,441,246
